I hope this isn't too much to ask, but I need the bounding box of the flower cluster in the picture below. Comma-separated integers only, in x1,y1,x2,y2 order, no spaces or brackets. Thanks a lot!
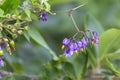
62,31,99,56
0,13,30,66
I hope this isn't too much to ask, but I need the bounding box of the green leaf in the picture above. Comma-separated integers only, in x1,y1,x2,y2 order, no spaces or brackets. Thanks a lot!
85,14,104,36
44,2,51,12
22,0,31,19
62,62,76,77
0,8,4,17
24,31,30,42
105,58,120,76
86,48,96,67
0,0,21,14
23,8,31,19
5,55,24,73
99,29,120,61
107,49,120,60
28,26,58,60
67,52,88,79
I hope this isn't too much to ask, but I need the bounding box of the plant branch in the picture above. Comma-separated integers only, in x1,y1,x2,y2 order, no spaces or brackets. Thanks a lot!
0,70,39,79
0,70,119,79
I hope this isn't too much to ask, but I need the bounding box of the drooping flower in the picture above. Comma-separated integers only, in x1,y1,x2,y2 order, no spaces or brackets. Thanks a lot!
62,38,70,46
62,38,81,56
70,43,79,51
64,48,74,56
62,38,70,49
70,42,79,54
81,37,88,48
77,41,82,48
62,30,99,57
90,31,99,44
39,11,48,21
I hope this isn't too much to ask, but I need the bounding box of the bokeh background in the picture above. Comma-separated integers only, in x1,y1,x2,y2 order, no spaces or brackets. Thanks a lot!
1,0,120,80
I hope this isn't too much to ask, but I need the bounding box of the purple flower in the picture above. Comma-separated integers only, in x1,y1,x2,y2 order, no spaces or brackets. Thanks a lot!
39,11,48,21
77,41,82,48
64,48,74,56
62,38,70,46
81,37,88,47
0,58,4,66
70,43,79,51
90,31,99,44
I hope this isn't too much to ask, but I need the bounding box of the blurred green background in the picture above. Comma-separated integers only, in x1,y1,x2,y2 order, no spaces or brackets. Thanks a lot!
1,0,120,80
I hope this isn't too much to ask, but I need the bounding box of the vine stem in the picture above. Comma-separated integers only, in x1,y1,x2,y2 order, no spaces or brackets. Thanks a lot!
68,2,87,33
69,13,80,32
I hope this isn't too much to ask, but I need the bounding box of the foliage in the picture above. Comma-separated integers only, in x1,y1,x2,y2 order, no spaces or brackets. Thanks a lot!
0,0,120,80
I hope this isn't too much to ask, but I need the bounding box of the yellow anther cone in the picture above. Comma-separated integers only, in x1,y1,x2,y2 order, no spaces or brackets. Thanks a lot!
81,48,84,52
0,50,3,55
75,50,78,54
61,45,65,49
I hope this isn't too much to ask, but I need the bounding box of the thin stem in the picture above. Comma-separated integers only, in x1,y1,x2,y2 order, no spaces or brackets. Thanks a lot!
72,2,88,11
73,31,85,38
55,2,87,14
70,13,80,32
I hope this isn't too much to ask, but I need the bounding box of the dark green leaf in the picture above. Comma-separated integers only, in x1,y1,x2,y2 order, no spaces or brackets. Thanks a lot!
99,29,120,61
107,49,120,60
24,31,30,42
28,27,58,60
105,58,120,76
0,0,21,14
85,14,104,36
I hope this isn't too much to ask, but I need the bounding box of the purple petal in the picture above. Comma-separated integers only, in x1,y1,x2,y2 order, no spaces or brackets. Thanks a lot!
0,59,4,66
81,37,88,47
62,38,70,46
64,48,73,56
70,43,79,51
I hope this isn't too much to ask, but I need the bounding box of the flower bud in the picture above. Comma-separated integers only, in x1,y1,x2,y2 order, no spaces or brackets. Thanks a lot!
17,16,22,20
3,37,8,43
0,23,3,27
24,26,29,31
9,40,15,46
0,0,2,4
11,28,17,33
12,14,17,19
0,23,3,31
6,14,11,19
6,25,13,29
17,30,23,35
0,27,3,31
0,50,3,55
14,23,20,28
6,44,11,54
13,34,18,38
25,18,32,22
